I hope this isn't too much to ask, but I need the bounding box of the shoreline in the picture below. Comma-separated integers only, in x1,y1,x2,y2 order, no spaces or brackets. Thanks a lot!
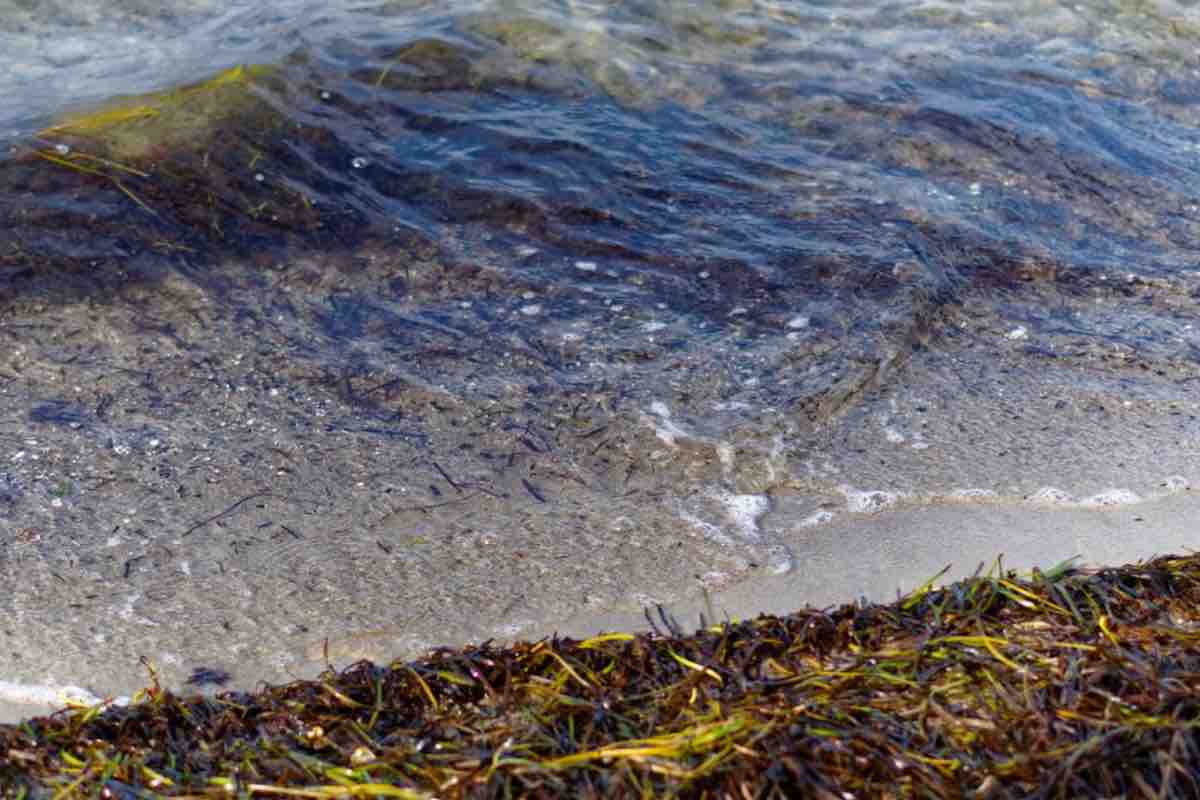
9,548,1194,796
551,488,1198,639
4,488,1194,726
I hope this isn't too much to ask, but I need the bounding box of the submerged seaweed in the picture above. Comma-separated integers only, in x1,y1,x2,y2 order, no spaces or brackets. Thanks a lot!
3,551,1200,797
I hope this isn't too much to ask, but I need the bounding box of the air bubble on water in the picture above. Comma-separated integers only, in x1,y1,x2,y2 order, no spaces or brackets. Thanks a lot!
1025,487,1074,505
840,485,903,514
352,156,369,169
1080,489,1142,508
787,315,810,329
320,90,331,100
254,173,265,182
54,143,70,155
800,509,835,528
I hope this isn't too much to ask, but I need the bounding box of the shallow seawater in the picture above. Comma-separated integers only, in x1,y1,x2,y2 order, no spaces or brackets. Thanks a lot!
3,0,1200,703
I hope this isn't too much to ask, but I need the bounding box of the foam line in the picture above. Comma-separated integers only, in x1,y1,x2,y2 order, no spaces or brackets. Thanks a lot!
0,680,128,715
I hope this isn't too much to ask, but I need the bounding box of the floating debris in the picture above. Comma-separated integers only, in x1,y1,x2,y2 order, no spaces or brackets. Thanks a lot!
4,551,1200,796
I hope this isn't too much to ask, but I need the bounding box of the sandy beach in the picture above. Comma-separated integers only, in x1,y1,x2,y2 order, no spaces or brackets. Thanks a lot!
3,487,1195,725
1,235,1198,728
0,235,1196,728
556,489,1200,639
3,0,1200,736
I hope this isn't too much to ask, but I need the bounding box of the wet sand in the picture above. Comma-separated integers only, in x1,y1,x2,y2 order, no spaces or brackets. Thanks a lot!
0,0,1199,754
4,18,1200,726
2,234,1200,725
556,490,1200,639
3,489,1196,724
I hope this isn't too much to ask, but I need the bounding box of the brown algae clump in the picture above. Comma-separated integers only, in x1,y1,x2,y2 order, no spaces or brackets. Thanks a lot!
40,65,279,163
4,552,1200,796
17,63,333,257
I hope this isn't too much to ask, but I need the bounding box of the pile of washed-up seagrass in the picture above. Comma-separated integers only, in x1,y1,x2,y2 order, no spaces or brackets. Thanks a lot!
3,552,1199,798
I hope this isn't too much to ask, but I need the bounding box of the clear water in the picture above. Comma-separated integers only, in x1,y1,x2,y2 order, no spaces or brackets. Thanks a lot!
6,1,1200,391
5,1,1199,284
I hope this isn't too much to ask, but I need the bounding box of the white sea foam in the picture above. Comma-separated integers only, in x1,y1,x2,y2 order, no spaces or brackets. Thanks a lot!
786,315,810,329
676,509,734,546
0,680,128,712
678,490,790,573
799,509,835,527
675,490,769,548
1079,489,1142,508
947,488,1000,502
718,492,769,542
1024,486,1076,505
644,401,692,446
1024,486,1144,508
839,485,904,514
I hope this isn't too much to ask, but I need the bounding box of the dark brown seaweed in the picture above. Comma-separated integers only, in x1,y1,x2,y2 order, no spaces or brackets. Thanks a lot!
5,552,1200,797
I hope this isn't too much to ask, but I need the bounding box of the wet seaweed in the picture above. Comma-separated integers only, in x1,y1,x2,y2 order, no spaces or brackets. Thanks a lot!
4,551,1200,797
0,50,940,338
